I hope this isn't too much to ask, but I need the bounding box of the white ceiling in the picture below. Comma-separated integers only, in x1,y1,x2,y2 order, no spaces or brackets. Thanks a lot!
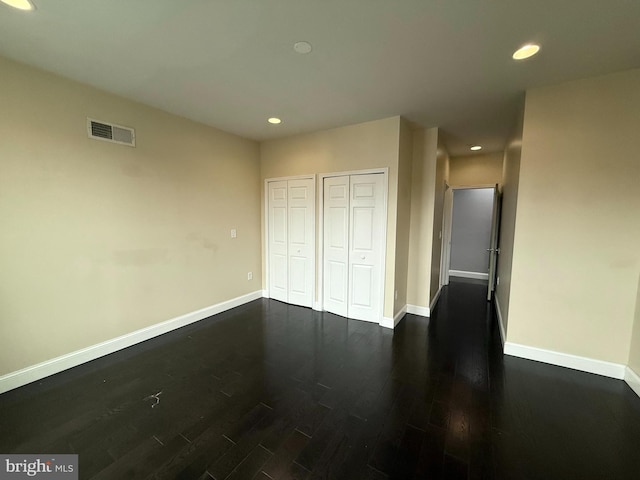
1,0,639,156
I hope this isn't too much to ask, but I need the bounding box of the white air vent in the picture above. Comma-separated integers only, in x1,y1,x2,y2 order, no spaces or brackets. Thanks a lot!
87,118,135,147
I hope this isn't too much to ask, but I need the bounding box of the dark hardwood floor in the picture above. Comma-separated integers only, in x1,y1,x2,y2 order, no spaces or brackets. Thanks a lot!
2,278,640,479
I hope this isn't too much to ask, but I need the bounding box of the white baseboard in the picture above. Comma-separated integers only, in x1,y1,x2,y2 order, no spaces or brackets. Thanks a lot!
494,293,506,347
406,304,430,317
380,305,407,329
429,286,442,313
379,316,394,329
394,305,407,326
625,366,640,399
504,342,626,379
262,289,269,298
449,270,489,280
0,290,263,395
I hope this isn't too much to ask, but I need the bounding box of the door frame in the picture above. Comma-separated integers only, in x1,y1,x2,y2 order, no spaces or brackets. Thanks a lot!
487,186,503,301
440,184,500,287
318,168,389,323
440,181,453,288
264,174,316,302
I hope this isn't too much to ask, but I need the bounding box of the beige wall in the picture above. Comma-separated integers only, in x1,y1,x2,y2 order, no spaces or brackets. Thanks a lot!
449,152,503,187
407,128,439,308
629,275,640,374
259,116,401,318
429,139,450,301
507,69,640,364
495,100,524,335
393,118,414,315
0,57,262,375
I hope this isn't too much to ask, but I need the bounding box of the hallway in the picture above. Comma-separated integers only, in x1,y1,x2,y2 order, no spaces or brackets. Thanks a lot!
1,280,639,479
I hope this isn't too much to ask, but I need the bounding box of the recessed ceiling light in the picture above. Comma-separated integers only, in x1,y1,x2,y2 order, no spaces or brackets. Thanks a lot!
470,145,482,151
268,117,282,125
1,0,35,10
293,41,313,54
512,44,540,60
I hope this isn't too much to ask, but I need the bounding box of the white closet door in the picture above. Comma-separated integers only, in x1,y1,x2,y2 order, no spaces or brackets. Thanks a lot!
348,174,384,323
287,179,314,308
323,176,350,317
268,181,288,303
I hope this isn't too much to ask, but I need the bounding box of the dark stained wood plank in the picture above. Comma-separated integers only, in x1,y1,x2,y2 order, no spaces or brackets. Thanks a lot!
0,281,639,480
91,435,188,480
261,429,309,479
225,445,272,480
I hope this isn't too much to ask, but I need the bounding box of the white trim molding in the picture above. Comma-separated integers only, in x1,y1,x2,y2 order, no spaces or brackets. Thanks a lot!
381,305,407,329
429,287,442,313
504,342,626,379
494,293,506,347
0,290,263,395
394,305,407,326
625,367,640,399
262,289,269,298
449,270,489,280
379,316,394,329
406,304,430,317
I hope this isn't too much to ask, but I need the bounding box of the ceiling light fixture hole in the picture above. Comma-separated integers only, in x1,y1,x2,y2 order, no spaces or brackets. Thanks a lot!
293,41,312,54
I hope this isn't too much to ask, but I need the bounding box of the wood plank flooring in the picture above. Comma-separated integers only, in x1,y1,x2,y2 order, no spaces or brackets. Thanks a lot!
1,278,640,479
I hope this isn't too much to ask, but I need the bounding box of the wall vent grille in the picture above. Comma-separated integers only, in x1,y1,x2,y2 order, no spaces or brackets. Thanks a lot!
87,118,135,147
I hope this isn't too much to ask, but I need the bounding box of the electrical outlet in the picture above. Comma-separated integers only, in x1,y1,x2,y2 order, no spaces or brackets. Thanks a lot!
247,272,253,280
496,276,500,286
231,229,237,238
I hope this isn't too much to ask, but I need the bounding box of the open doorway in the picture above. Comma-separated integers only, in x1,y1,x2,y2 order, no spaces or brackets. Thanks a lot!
440,185,501,300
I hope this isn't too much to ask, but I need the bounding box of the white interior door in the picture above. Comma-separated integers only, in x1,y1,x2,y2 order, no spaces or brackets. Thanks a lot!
323,176,350,317
323,173,385,323
348,174,384,322
487,185,501,301
440,183,453,287
268,181,288,303
287,179,314,308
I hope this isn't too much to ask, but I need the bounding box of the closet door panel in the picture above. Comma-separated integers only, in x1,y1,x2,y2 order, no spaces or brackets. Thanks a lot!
268,181,289,303
348,174,384,322
323,176,349,317
287,178,314,308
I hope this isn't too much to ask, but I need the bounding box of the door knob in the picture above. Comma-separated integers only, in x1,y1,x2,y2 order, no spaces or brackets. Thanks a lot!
297,249,301,253
361,255,366,260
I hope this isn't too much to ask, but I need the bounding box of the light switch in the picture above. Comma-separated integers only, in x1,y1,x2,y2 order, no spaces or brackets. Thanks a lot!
231,229,237,238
